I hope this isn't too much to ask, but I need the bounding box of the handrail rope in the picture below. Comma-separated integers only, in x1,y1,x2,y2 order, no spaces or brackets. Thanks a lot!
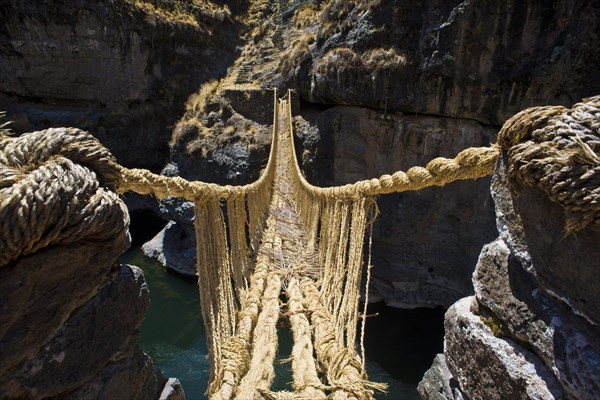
117,89,499,201
284,90,498,199
117,89,282,202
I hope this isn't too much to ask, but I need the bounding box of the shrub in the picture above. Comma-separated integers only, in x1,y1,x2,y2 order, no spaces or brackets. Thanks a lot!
362,48,410,74
278,33,315,76
293,3,319,28
185,80,220,118
314,47,362,77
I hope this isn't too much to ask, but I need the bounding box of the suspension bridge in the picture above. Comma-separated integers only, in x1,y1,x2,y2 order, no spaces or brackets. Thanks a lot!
1,89,597,399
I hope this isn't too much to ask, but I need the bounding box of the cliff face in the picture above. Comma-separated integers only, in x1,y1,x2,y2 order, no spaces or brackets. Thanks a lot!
418,99,600,400
294,105,498,307
149,0,599,308
265,0,598,308
274,0,600,125
0,0,240,171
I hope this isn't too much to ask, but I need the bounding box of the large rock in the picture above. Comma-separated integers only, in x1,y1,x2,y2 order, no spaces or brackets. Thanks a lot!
444,297,564,400
468,155,600,399
421,121,600,399
473,238,600,399
0,237,129,379
0,264,156,398
492,154,600,326
142,221,197,276
417,354,469,400
64,347,159,400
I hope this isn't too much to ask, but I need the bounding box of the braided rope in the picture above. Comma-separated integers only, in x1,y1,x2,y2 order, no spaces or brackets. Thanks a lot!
4,89,598,400
0,130,128,267
286,277,326,399
300,278,386,399
498,95,600,231
233,272,281,399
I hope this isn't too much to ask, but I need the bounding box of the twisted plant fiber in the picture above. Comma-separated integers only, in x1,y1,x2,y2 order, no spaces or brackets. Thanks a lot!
0,127,121,190
498,96,600,231
0,156,128,267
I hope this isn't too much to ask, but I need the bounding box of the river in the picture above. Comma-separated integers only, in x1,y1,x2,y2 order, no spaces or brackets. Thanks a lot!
120,247,444,400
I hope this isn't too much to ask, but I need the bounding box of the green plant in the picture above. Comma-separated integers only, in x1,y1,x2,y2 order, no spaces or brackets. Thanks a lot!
481,315,503,337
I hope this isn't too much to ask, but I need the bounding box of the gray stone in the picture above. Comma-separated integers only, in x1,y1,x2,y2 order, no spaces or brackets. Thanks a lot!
0,235,129,378
491,153,600,326
63,347,159,400
142,221,197,276
159,378,186,400
0,265,150,399
445,297,564,400
473,238,600,399
418,354,469,400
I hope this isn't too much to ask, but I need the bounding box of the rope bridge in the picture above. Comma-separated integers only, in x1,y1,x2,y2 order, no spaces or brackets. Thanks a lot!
1,90,598,399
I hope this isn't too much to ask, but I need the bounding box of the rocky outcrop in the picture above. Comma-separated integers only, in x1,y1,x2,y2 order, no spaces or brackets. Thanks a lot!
143,88,273,275
0,0,240,171
0,242,182,399
272,0,600,125
442,297,564,400
0,127,184,398
419,123,600,399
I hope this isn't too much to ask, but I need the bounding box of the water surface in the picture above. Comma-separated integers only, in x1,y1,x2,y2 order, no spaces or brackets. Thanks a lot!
120,247,443,399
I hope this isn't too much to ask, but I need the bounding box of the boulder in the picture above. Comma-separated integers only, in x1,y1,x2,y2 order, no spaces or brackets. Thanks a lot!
63,347,159,400
417,354,469,400
491,154,600,326
159,378,186,400
0,265,151,398
0,236,129,378
468,155,600,399
142,221,197,277
444,297,564,400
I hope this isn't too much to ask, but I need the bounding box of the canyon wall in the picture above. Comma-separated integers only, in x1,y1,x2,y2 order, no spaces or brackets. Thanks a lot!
274,0,599,308
0,0,240,171
275,0,599,125
148,0,599,308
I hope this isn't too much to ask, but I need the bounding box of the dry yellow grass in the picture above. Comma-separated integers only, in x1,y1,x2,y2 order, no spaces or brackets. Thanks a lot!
185,80,220,117
293,3,319,28
170,79,221,150
362,48,410,73
120,0,231,29
314,47,361,76
314,46,410,77
318,0,381,40
278,33,315,76
243,0,272,28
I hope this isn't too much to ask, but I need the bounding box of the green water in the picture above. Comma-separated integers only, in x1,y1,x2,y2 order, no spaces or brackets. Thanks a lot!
121,247,438,399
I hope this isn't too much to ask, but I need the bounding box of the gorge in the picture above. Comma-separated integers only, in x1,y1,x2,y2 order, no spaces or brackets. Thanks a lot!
1,0,599,399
